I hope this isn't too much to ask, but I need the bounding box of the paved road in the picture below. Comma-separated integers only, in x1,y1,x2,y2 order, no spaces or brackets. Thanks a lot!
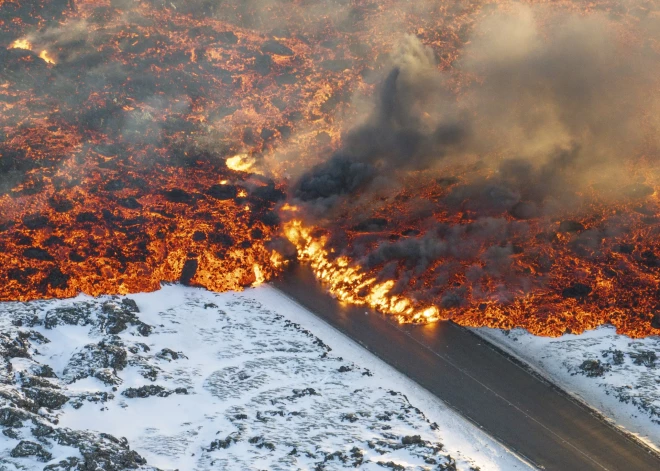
274,265,660,471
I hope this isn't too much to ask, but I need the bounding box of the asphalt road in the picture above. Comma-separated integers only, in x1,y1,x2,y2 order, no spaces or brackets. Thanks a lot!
274,265,660,471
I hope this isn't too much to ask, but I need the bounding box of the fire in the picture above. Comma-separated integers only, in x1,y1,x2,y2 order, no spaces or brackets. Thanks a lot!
1,0,659,340
284,164,660,338
252,264,265,286
10,38,32,50
9,38,55,64
38,50,56,65
284,220,443,323
226,155,257,173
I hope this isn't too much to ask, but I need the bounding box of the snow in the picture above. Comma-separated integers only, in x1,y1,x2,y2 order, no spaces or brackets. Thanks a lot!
0,284,531,470
472,325,660,451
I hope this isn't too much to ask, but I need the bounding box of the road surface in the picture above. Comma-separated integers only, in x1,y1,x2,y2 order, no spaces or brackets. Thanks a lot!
274,265,660,471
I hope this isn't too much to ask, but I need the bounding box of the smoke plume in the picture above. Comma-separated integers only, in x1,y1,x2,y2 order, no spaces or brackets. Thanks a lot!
296,5,659,214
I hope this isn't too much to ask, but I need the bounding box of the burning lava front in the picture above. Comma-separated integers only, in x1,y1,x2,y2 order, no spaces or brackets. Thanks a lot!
2,0,660,337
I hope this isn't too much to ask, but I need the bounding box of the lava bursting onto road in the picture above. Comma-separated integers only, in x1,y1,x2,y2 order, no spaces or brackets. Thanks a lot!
2,0,660,337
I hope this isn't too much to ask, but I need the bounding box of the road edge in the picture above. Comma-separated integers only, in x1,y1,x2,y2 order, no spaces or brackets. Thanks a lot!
271,284,541,470
465,325,660,459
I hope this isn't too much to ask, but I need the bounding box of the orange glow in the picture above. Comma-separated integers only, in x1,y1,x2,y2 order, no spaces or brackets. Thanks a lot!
10,38,32,50
285,220,443,323
1,0,659,340
38,50,56,64
226,155,256,173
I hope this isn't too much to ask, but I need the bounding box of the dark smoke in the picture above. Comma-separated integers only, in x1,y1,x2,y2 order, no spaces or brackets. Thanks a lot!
290,5,660,318
296,43,468,204
296,7,660,212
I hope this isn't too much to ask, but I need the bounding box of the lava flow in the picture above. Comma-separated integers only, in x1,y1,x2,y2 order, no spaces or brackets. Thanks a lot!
2,0,660,338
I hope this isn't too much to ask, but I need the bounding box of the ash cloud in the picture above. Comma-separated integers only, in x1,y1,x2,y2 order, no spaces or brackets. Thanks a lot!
296,5,660,212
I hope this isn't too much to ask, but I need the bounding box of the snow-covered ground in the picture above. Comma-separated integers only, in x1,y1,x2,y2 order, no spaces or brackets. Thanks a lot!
0,285,530,470
473,326,660,451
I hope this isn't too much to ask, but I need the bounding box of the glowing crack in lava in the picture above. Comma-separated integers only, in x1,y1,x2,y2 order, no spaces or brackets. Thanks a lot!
1,0,660,338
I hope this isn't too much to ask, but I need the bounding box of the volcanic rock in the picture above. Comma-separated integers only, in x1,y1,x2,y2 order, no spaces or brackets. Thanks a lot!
562,283,592,299
0,407,33,428
122,385,167,398
579,359,609,375
623,183,654,199
42,268,70,290
45,305,93,329
352,218,389,232
22,214,50,230
122,385,188,398
252,183,286,203
62,339,128,385
617,243,635,254
261,40,294,56
52,429,149,470
20,374,59,389
651,312,660,329
207,183,238,200
401,435,425,445
101,299,151,336
118,197,142,209
216,30,238,44
641,250,660,267
259,211,280,227
23,247,54,261
69,251,86,262
558,220,585,233
509,201,538,220
192,230,206,241
76,211,98,223
629,351,657,367
10,440,53,462
209,232,234,247
23,387,70,410
253,53,272,75
43,456,82,470
164,188,193,204
0,221,15,232
207,435,238,451
156,348,183,361
180,259,198,286
104,179,126,191
44,236,65,247
49,197,74,213
321,59,353,72
0,332,30,359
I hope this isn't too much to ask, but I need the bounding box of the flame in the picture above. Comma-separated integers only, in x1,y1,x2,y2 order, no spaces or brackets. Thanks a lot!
281,203,299,212
253,264,265,286
10,38,32,50
284,220,443,323
9,38,56,64
270,250,286,268
226,154,256,173
38,50,56,65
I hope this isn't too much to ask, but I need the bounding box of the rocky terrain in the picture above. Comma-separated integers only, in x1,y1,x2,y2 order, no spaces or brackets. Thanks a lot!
0,285,528,470
474,326,660,450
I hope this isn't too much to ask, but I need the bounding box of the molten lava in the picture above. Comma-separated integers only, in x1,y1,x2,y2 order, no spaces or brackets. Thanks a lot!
2,0,660,339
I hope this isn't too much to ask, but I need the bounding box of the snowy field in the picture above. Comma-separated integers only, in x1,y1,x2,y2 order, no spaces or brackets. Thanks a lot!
473,326,660,451
0,284,530,470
